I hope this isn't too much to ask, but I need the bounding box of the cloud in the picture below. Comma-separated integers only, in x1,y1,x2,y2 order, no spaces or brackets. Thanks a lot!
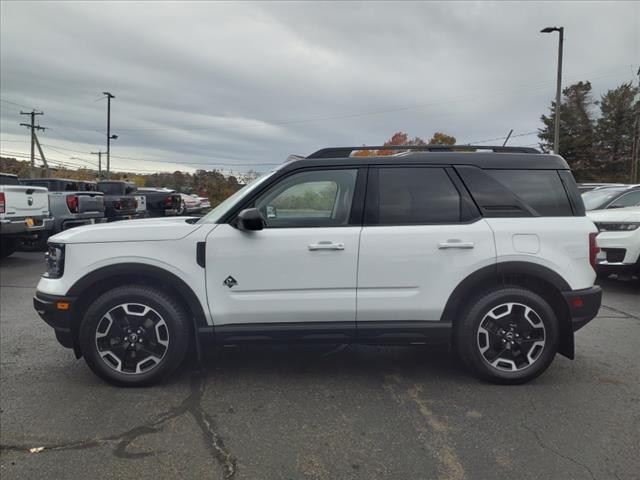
1,1,638,174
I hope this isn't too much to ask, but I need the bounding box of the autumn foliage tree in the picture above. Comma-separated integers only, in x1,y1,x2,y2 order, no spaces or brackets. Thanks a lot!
0,156,243,208
354,130,457,156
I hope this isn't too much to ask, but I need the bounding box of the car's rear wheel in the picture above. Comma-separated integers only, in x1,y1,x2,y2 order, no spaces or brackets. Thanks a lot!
455,287,559,384
79,285,190,387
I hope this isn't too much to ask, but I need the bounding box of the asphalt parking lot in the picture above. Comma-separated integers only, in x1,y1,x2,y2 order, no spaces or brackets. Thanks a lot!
0,252,638,480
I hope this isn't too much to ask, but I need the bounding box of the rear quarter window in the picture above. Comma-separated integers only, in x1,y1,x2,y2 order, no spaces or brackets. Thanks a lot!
487,170,573,216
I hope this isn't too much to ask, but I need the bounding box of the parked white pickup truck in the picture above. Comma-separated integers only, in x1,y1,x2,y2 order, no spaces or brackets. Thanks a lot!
0,173,52,258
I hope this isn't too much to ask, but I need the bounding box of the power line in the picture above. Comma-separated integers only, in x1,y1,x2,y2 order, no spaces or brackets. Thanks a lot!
0,98,40,110
465,130,539,145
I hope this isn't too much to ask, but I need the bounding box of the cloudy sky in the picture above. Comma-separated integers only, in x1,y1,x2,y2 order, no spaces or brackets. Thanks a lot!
1,1,638,175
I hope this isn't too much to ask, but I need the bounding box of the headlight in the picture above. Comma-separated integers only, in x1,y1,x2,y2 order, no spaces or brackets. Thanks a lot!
44,243,65,279
596,222,640,232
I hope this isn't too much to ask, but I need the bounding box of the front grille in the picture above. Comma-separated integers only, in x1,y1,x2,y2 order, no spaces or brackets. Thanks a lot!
603,248,626,263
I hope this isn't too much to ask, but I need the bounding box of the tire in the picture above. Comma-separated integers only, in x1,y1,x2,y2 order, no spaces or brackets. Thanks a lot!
177,200,186,215
0,236,17,259
79,284,191,387
455,287,559,384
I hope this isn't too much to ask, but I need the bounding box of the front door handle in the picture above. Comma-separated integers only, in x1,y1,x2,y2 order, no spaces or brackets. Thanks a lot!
438,240,475,249
308,242,345,251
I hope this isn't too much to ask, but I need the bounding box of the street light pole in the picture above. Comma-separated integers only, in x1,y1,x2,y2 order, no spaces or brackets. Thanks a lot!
541,26,564,155
103,92,115,179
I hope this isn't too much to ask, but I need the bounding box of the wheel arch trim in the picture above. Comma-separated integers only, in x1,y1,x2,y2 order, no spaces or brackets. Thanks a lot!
67,263,209,328
441,261,574,358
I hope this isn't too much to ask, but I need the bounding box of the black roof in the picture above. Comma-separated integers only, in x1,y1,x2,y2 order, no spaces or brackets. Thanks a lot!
27,177,96,184
281,145,570,171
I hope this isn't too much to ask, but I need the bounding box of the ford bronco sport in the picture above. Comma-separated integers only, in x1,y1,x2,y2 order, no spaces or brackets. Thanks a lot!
33,146,602,386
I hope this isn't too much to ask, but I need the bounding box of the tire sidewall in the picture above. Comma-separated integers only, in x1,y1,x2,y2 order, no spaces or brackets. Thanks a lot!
458,288,559,383
79,286,189,387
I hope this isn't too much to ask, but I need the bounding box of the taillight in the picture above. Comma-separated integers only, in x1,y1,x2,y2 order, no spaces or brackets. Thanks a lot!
589,232,599,271
114,200,122,210
0,192,5,213
66,195,79,213
164,196,173,206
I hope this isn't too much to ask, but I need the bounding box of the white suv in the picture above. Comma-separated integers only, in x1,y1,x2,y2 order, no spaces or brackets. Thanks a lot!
587,206,640,278
34,146,602,386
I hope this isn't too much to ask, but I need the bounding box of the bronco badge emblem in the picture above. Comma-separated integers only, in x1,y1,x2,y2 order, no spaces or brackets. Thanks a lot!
223,276,238,288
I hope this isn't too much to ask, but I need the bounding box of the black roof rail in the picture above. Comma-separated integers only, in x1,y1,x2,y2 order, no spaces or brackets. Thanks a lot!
307,145,540,159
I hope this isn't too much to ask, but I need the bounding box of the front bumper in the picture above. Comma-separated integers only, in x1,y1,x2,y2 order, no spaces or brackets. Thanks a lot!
33,291,78,350
595,230,640,275
596,260,639,276
562,286,602,331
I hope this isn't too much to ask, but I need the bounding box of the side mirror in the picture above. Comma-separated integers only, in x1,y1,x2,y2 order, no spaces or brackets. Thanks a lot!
236,208,265,231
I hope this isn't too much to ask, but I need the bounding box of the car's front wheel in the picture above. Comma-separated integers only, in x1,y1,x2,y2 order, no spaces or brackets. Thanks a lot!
455,287,559,384
79,285,190,387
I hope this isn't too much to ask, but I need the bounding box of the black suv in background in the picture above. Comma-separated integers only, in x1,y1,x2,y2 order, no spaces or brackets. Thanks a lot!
96,181,139,221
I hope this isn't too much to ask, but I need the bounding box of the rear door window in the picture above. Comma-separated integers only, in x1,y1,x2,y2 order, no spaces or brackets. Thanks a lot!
370,167,462,225
487,170,572,216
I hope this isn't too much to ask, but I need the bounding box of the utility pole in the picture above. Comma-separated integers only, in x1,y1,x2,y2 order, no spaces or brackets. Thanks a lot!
102,92,116,179
541,26,564,154
19,110,45,178
91,151,105,178
631,66,640,184
33,134,50,177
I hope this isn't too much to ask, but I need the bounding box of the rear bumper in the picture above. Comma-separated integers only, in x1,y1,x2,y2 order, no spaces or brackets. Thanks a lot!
33,291,78,350
1,217,53,236
562,286,602,331
59,213,104,231
106,213,137,222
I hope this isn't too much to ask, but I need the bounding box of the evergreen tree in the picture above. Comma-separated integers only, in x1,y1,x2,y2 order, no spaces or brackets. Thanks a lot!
539,81,596,180
595,82,639,181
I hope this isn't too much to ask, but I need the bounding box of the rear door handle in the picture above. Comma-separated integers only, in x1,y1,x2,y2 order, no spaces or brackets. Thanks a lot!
438,240,475,249
308,242,345,251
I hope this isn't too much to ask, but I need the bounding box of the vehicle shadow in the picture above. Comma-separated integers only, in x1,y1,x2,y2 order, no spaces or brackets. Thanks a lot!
186,343,472,385
596,274,640,292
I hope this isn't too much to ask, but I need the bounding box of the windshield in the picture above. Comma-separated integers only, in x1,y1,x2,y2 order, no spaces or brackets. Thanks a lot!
0,175,20,185
581,188,627,211
198,171,276,224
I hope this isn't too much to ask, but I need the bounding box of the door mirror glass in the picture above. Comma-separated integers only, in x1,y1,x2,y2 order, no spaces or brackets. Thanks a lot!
236,208,265,231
